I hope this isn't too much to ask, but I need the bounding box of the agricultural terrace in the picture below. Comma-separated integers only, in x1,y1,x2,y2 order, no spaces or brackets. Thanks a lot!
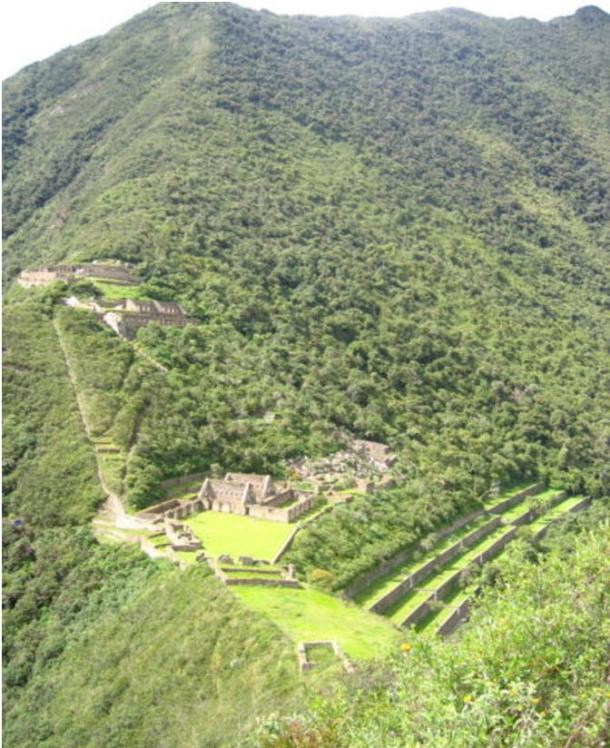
90,280,150,300
234,585,401,661
184,511,294,561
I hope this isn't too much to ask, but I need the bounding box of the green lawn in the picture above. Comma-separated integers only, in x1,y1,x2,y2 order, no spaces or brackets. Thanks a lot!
184,511,294,561
92,280,149,301
234,584,401,661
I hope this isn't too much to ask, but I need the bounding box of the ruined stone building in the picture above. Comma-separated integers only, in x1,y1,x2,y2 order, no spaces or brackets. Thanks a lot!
18,266,77,287
197,472,315,522
102,299,189,339
18,262,141,287
353,439,396,470
137,472,316,526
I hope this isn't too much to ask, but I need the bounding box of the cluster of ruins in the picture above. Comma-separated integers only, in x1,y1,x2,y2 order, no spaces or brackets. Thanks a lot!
162,518,202,552
287,436,397,495
18,261,140,287
140,472,317,526
62,295,190,339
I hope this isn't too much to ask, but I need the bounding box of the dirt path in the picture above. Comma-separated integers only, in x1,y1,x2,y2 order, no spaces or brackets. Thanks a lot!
133,341,168,373
53,317,154,534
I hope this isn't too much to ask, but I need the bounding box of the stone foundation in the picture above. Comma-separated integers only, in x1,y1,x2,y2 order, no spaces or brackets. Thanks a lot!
296,640,355,674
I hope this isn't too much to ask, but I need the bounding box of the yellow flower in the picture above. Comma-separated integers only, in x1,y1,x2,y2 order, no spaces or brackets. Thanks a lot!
463,695,474,704
400,643,412,653
530,696,540,705
509,688,518,697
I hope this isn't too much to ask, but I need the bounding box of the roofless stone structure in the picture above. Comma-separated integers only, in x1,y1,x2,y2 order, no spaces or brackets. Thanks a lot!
18,262,141,287
102,299,190,339
140,472,316,525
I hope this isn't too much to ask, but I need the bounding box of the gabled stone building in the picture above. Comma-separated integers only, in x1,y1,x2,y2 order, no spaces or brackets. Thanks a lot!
143,472,318,524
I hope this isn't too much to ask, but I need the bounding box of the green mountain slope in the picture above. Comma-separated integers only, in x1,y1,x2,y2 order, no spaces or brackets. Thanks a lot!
3,4,610,747
4,3,609,511
2,294,303,748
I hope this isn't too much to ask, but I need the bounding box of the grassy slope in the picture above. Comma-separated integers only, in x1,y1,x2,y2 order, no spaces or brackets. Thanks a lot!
234,585,401,661
5,567,303,748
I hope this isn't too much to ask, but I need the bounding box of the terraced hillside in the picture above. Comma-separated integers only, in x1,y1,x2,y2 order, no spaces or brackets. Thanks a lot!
353,484,591,635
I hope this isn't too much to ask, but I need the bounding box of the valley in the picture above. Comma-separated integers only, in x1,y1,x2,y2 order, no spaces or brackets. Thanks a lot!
3,3,609,746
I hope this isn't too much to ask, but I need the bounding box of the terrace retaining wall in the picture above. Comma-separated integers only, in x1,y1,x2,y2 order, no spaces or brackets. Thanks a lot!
401,600,432,627
534,496,591,540
473,527,517,565
488,482,544,515
369,516,501,614
510,490,566,527
399,528,519,628
344,508,487,600
436,598,473,637
225,577,301,588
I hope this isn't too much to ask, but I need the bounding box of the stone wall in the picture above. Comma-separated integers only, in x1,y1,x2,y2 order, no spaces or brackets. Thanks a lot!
533,496,591,540
224,577,301,588
473,526,517,565
401,600,432,627
344,508,487,600
248,494,316,523
436,598,473,637
260,488,296,507
510,490,567,526
138,498,181,516
488,482,544,515
297,641,355,674
399,568,465,628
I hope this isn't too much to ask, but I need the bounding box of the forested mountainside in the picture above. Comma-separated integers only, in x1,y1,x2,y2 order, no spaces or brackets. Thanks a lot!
3,3,610,747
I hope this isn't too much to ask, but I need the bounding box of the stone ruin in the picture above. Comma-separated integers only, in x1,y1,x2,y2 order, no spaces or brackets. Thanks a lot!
102,299,190,339
352,439,396,470
286,434,397,495
196,472,316,523
18,261,141,288
296,640,355,674
163,518,202,552
137,471,318,566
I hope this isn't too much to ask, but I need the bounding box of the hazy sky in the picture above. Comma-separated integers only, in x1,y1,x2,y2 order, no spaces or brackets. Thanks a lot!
2,0,608,79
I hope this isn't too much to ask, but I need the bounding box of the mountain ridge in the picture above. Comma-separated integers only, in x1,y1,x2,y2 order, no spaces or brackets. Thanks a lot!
3,4,609,746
